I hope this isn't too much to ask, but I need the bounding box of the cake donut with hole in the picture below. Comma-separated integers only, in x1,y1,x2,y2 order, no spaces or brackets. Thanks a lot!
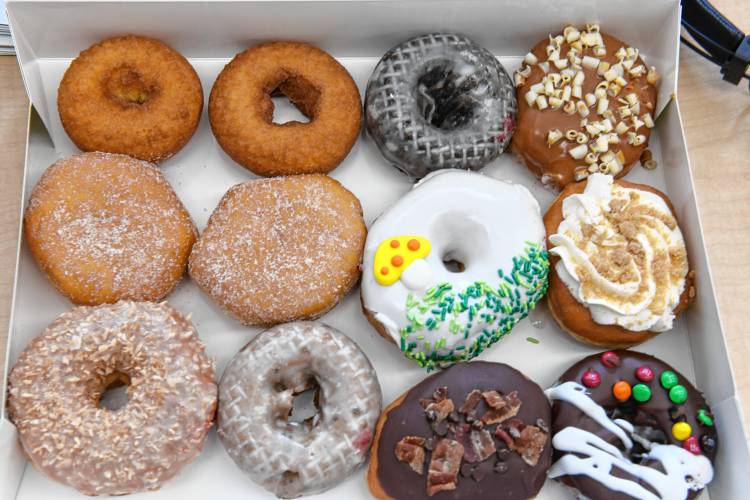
365,33,517,179
209,41,361,176
217,321,382,498
58,35,203,162
361,170,549,370
6,301,217,495
547,350,717,499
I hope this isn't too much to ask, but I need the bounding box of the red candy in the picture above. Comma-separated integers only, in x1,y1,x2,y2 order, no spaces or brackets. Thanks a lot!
635,365,655,382
582,369,602,388
683,436,701,455
601,351,621,369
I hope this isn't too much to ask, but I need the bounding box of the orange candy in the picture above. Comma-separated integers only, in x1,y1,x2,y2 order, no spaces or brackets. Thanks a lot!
612,380,632,401
390,239,400,249
407,239,420,251
380,266,389,275
391,255,404,267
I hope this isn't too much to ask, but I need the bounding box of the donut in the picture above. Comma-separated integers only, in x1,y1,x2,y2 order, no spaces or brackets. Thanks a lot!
543,173,694,348
511,24,659,189
6,301,217,495
209,42,361,176
367,361,552,499
217,321,382,498
361,170,548,370
189,174,366,325
58,35,203,162
546,350,717,499
365,33,517,179
24,152,197,305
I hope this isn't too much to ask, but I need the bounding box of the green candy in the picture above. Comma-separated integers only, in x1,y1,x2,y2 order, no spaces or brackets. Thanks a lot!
697,409,715,427
669,385,688,404
632,383,652,402
660,370,679,389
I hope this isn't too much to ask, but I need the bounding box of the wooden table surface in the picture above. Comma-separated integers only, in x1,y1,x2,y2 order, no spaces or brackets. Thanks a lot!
1,3,750,437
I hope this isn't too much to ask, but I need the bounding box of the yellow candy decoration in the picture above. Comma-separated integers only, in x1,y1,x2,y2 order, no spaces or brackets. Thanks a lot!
671,422,692,441
374,236,431,285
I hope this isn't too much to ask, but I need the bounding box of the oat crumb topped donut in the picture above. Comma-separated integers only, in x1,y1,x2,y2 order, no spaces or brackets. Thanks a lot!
189,174,366,325
24,152,197,305
58,35,203,162
209,41,362,176
7,301,217,496
512,24,660,189
218,321,382,498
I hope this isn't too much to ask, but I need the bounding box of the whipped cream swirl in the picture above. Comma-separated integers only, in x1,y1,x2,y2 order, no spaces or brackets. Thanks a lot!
549,173,688,332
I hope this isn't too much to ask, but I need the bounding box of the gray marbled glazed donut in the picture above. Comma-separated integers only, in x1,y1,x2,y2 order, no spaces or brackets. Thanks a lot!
365,33,517,179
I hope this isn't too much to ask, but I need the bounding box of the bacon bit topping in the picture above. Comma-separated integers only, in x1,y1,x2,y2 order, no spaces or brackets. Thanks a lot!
481,390,522,424
395,436,427,474
495,419,548,467
454,424,496,463
426,439,464,496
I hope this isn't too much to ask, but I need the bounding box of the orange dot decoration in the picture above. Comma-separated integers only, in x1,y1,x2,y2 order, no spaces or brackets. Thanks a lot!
390,239,400,249
391,255,404,267
407,239,420,251
380,266,389,275
612,380,632,401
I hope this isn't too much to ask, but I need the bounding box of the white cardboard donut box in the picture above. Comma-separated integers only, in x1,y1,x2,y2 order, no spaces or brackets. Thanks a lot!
1,0,748,498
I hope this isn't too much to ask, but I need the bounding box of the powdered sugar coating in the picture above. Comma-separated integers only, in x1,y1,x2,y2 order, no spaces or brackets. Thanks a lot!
24,152,197,305
189,175,366,325
7,301,217,496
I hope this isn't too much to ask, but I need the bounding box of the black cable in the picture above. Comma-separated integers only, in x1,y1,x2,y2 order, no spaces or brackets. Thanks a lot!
681,35,750,81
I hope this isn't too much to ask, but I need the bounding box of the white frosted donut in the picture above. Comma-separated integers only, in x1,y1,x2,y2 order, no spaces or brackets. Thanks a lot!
217,321,382,498
361,170,549,370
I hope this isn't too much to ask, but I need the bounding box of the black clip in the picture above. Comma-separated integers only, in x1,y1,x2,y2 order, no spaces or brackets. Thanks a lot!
721,35,750,85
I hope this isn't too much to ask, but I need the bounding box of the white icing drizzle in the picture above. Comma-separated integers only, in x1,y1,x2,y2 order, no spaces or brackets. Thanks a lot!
546,381,714,499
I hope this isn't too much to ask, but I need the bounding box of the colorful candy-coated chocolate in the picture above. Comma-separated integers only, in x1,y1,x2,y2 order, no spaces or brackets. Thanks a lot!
612,380,631,401
632,383,651,402
683,436,701,455
669,385,688,405
701,434,717,452
660,370,678,389
697,409,715,427
635,365,655,382
581,369,601,388
600,351,621,369
672,421,692,441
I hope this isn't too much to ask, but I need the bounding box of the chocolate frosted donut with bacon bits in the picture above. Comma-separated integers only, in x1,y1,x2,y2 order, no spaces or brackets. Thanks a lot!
6,301,217,496
544,173,694,348
367,361,551,499
511,24,659,189
188,175,366,325
547,350,717,499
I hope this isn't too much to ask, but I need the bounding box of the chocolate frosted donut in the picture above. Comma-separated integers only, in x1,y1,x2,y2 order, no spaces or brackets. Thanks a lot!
511,25,659,189
547,350,717,499
365,33,516,179
368,361,551,499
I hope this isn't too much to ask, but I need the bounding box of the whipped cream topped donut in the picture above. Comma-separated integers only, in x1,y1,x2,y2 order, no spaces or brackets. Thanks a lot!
544,174,694,347
361,170,549,370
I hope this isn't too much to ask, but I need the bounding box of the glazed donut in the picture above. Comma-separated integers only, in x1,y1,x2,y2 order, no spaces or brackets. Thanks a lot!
511,24,659,189
58,35,203,162
24,152,197,305
217,321,382,498
365,33,517,179
361,170,548,370
544,173,694,348
6,301,217,496
547,350,717,499
367,361,551,499
209,42,361,176
189,175,366,325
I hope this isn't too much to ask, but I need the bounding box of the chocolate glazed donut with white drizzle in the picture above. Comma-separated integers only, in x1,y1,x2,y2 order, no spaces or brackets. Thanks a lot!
547,350,718,499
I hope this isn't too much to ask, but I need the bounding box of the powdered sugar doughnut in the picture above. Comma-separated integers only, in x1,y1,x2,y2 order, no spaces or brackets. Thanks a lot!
188,175,366,325
23,152,197,305
7,301,217,496
361,170,549,370
217,321,382,498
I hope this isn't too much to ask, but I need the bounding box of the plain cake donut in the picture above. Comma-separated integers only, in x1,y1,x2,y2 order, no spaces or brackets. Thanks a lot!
6,301,217,496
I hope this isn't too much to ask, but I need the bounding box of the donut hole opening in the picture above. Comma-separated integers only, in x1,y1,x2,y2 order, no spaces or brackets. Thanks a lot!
442,254,466,273
288,380,321,428
430,213,490,273
416,58,479,131
267,75,320,125
104,65,157,106
97,371,131,411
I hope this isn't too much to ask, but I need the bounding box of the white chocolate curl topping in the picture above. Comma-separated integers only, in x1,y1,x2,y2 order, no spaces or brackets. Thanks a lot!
549,173,688,332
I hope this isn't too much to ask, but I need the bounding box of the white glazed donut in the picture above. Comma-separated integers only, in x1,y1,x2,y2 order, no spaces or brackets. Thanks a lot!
361,170,549,370
217,321,382,498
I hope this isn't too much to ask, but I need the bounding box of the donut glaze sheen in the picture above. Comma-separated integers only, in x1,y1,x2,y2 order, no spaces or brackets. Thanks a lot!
367,361,552,499
547,350,717,499
217,322,382,498
7,301,217,495
361,170,548,370
365,33,516,179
